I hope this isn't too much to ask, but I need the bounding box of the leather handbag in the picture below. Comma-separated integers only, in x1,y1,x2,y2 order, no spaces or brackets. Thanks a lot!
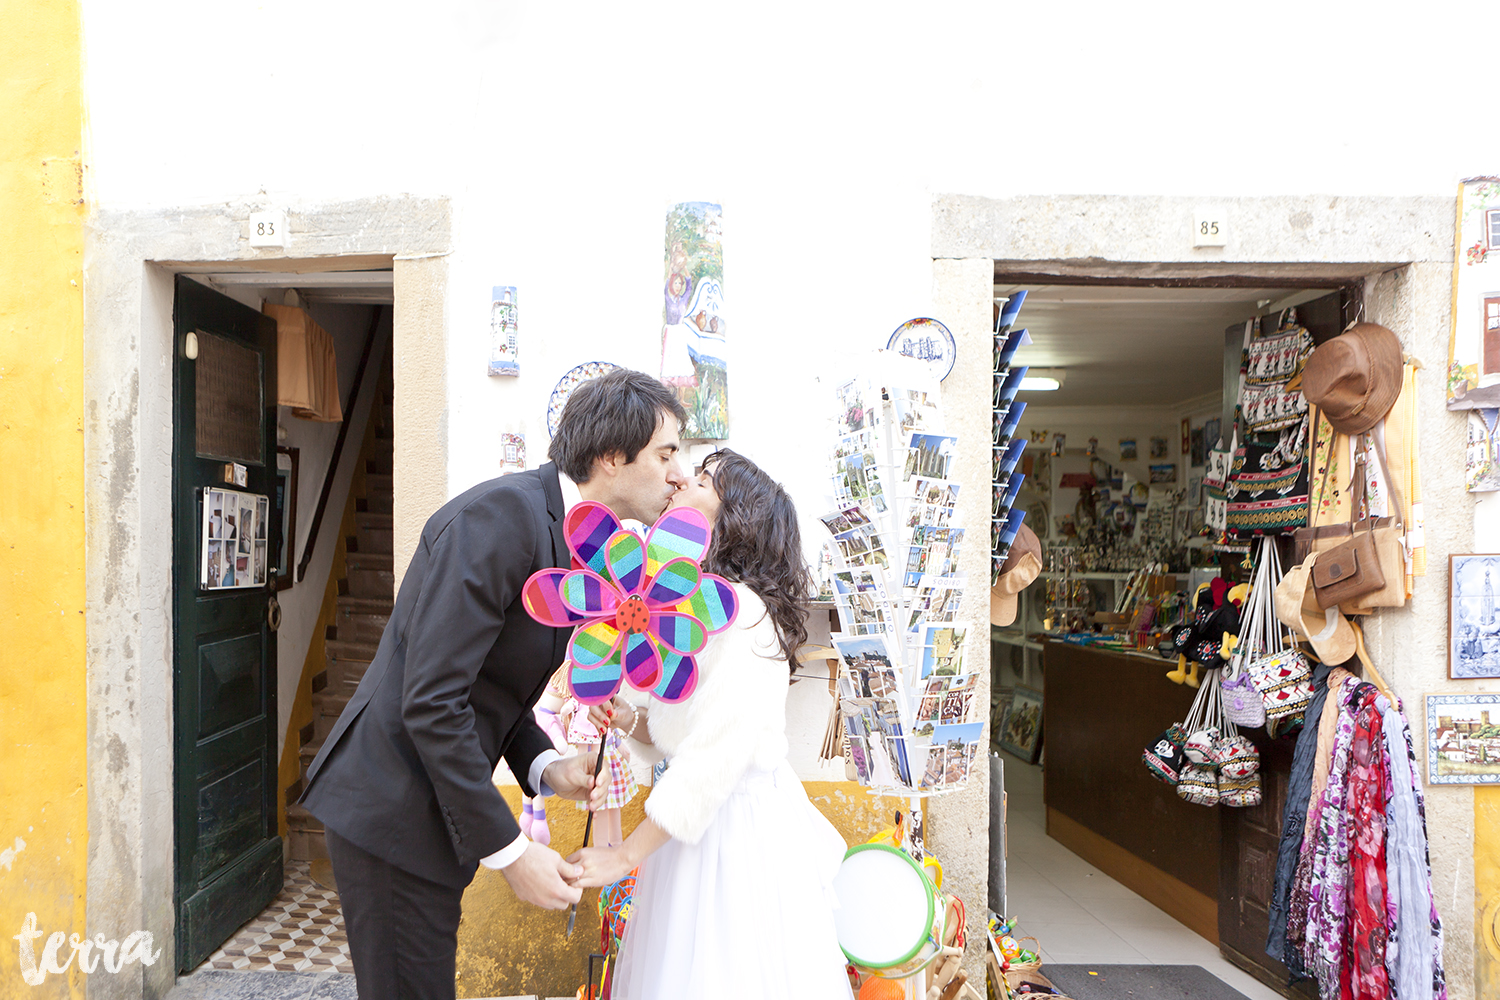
1311,434,1406,611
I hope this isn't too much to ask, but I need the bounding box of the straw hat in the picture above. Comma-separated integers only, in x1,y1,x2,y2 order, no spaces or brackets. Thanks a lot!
990,524,1042,627
1300,323,1403,434
1274,553,1355,664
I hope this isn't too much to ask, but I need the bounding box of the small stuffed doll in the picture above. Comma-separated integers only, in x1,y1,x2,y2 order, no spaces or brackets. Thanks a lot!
1166,578,1246,688
561,681,639,848
520,669,573,847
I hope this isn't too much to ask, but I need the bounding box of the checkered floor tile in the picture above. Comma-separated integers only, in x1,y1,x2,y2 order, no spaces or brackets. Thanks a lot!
195,862,351,974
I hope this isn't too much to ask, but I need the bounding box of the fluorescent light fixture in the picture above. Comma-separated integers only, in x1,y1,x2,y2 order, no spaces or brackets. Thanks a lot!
1019,368,1065,391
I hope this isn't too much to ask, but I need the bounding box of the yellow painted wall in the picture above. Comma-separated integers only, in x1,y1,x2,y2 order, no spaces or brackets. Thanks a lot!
0,0,88,996
456,781,897,998
1476,788,1500,998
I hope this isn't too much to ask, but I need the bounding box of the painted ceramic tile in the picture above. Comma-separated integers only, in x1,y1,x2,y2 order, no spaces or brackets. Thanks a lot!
488,285,518,376
659,202,726,439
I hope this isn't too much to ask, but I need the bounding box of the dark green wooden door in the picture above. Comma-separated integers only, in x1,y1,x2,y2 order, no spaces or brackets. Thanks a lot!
173,275,283,971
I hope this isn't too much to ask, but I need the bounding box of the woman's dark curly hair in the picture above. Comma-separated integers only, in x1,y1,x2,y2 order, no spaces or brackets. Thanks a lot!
698,449,812,671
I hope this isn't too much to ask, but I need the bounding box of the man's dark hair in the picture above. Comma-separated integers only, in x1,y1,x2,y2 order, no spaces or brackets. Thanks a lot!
548,369,686,482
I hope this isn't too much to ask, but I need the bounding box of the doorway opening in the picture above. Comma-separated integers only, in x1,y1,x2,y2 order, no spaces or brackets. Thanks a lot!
988,273,1367,1000
172,266,394,975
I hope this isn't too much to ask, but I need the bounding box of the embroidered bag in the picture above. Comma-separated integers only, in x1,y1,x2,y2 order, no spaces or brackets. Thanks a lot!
1142,724,1187,786
1202,432,1234,535
1182,669,1223,765
1177,762,1221,807
1238,315,1314,433
1218,770,1263,808
1225,419,1310,537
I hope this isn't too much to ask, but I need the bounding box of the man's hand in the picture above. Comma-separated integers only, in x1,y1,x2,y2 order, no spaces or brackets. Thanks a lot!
500,842,583,910
542,753,599,803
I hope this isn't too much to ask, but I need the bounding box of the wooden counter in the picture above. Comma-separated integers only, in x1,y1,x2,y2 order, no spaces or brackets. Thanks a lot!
1042,640,1220,939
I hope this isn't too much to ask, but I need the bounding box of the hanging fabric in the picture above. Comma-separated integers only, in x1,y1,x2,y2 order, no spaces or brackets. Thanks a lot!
265,303,344,422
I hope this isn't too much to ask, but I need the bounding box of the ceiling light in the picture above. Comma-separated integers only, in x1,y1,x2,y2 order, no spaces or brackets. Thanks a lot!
1018,368,1065,391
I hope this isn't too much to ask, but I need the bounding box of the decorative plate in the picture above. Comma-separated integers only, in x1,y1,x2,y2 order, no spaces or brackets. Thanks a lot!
887,318,957,382
546,361,621,438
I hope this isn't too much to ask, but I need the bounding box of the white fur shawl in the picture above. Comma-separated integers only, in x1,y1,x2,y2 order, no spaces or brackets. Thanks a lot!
637,584,790,844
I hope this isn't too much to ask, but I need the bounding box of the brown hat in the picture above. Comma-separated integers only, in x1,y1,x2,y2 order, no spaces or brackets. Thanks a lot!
990,524,1042,627
1274,553,1355,664
1300,323,1403,434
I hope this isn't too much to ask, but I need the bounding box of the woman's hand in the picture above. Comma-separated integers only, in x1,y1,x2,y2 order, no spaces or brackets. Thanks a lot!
567,844,637,888
586,699,617,732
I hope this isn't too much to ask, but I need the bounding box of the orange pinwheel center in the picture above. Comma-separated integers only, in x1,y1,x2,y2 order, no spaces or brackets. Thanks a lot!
615,595,650,634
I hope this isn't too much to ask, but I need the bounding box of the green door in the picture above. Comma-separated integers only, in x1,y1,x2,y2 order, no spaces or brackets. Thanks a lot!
172,275,283,971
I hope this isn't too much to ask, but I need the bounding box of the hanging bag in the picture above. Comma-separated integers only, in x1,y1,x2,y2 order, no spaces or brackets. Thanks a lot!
1203,431,1234,536
1246,541,1314,722
1225,419,1311,537
1313,432,1407,612
1142,724,1187,786
1176,672,1222,807
1238,316,1315,434
1221,539,1272,728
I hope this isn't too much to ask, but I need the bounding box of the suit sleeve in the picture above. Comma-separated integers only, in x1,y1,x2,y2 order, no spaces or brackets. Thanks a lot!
644,611,790,845
400,486,539,864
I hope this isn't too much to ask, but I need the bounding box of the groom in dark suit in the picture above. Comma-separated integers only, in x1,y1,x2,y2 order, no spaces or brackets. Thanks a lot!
302,369,689,1000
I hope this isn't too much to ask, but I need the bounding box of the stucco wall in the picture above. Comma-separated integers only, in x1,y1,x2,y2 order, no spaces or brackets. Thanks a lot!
82,198,448,997
0,2,89,997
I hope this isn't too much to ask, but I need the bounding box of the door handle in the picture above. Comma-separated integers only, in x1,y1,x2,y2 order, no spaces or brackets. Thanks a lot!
267,594,282,632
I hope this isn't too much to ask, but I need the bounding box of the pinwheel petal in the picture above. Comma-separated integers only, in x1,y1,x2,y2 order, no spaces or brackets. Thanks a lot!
570,619,624,668
559,569,622,616
644,507,711,578
673,574,739,634
522,568,589,626
605,529,646,594
650,612,708,655
619,632,663,691
651,648,699,703
566,501,622,575
569,652,624,705
644,557,701,607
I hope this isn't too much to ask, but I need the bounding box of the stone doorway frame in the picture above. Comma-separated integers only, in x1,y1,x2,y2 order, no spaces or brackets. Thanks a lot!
928,192,1477,995
83,196,449,999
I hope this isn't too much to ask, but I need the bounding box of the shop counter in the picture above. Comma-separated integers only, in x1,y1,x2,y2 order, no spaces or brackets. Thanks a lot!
1041,640,1220,940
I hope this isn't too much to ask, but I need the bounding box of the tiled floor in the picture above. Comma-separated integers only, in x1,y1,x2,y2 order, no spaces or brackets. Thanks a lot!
999,753,1286,1000
195,862,352,974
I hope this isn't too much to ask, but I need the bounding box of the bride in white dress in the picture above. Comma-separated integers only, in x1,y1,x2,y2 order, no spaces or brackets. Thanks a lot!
571,449,853,1000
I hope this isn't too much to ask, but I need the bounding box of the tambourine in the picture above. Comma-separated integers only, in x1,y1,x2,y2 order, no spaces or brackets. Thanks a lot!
831,844,957,980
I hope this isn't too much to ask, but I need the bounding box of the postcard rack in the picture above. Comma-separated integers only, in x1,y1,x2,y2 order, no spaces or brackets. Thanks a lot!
820,347,982,831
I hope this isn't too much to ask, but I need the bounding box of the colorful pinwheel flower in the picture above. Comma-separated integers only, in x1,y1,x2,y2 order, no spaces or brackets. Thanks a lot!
521,501,738,705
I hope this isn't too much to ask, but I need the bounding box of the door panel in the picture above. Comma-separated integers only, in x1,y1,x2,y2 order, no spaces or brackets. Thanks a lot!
173,275,282,972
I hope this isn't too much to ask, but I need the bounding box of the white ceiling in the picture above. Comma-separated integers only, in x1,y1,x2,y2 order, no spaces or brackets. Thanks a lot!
996,283,1333,407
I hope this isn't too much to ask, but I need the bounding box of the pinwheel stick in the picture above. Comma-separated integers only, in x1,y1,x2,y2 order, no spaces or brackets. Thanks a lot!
566,735,611,937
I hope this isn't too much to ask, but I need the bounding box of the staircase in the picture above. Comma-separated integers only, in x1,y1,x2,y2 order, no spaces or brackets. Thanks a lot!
285,380,395,861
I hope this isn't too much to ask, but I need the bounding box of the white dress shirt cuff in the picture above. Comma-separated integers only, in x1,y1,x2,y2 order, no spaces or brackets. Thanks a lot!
529,748,565,798
479,833,529,870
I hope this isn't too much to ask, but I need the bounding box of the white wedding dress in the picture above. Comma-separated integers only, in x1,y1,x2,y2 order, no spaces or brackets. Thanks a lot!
612,585,853,1000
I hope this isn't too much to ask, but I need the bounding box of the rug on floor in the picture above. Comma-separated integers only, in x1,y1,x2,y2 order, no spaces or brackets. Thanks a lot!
1043,964,1254,1000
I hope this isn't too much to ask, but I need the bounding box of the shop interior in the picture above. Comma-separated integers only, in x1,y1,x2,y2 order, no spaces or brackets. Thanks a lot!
989,280,1358,1000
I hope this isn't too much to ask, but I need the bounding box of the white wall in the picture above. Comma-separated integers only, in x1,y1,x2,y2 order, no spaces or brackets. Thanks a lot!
79,1,1493,529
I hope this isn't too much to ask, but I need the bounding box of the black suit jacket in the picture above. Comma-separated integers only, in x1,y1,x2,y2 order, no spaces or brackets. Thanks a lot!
302,463,572,888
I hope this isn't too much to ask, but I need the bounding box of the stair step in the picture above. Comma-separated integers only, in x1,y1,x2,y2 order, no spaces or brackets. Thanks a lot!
285,778,303,806
355,513,393,554
356,495,394,515
337,594,391,612
326,637,379,660
345,552,393,571
286,803,328,861
367,455,393,476
311,669,328,694
345,568,395,599
334,607,389,643
313,689,352,716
